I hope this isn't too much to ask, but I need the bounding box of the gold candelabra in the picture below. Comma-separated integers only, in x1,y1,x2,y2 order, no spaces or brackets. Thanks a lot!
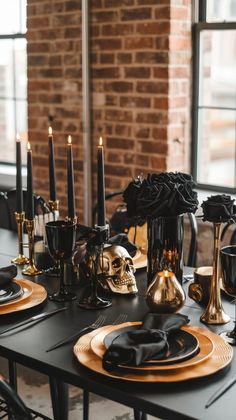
200,222,230,325
11,212,29,265
22,219,42,276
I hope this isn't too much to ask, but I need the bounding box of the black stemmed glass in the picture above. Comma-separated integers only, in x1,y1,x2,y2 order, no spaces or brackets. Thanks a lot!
45,220,77,302
220,245,236,345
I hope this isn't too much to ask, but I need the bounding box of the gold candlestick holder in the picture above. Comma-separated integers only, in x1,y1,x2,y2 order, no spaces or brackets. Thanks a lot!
22,219,42,276
200,222,230,325
11,212,29,265
48,200,59,212
66,216,78,224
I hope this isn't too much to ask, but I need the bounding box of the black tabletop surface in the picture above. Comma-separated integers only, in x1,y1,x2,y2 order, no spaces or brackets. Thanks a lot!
0,227,235,420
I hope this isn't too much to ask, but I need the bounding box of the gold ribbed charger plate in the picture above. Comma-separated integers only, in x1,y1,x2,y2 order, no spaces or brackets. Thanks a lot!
73,324,233,382
90,323,214,371
132,249,147,270
0,280,47,315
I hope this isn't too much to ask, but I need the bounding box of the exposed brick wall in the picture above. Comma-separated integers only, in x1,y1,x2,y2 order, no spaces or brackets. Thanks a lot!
27,0,192,222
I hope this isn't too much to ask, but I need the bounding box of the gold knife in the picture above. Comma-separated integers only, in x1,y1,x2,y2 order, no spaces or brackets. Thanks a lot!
0,307,67,335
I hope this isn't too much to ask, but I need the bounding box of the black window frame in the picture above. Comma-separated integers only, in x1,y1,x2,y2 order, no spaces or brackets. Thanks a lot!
0,0,27,167
192,0,236,193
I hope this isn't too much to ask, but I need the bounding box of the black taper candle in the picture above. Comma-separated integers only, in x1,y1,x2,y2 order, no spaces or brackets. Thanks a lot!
67,135,75,219
48,126,56,201
16,134,23,213
97,136,106,226
26,142,34,220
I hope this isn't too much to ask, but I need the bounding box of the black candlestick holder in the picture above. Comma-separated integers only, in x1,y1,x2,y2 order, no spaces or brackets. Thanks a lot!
77,224,112,309
11,212,29,265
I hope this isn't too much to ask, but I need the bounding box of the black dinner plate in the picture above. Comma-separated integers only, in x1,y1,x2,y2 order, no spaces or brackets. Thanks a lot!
0,282,23,304
104,325,199,365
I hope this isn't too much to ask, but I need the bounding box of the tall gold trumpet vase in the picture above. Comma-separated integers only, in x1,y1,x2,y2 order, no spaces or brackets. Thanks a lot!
22,219,42,276
200,222,230,325
11,212,29,265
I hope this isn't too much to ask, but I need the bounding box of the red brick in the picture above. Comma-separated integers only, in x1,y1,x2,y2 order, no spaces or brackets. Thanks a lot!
120,96,151,108
135,51,169,64
121,8,152,21
124,37,153,49
124,67,150,78
106,137,135,149
137,22,170,35
102,24,134,36
137,81,168,94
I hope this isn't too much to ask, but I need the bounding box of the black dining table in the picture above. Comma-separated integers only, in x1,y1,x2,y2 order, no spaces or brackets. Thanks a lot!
0,227,235,420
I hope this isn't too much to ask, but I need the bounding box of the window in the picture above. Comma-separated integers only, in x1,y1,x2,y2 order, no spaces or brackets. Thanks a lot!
192,0,236,192
0,0,27,166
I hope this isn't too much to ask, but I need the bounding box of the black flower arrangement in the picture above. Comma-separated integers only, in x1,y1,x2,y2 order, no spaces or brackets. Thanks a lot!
201,194,236,223
123,172,199,220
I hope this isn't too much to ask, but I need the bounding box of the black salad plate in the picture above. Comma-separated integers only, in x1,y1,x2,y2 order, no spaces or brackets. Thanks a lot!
104,325,199,365
0,282,23,304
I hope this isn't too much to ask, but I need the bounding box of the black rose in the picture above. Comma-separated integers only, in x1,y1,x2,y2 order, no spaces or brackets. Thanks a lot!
201,194,235,223
123,172,198,219
123,177,142,218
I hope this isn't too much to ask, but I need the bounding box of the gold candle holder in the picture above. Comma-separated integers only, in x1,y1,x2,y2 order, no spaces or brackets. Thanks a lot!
48,200,59,212
66,216,78,224
22,219,42,276
11,212,29,265
200,222,230,325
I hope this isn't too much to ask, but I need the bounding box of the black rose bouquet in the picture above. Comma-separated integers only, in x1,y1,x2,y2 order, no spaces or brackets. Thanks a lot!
201,194,236,223
123,172,198,219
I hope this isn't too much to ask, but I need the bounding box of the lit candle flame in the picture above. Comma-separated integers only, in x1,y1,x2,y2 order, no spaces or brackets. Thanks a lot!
99,136,103,147
48,126,53,136
68,135,72,145
16,133,20,142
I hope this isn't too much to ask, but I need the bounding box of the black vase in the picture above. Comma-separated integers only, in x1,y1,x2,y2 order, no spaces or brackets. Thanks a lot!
147,215,184,286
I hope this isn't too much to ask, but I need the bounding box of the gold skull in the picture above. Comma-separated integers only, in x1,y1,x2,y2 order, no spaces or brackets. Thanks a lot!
98,245,138,295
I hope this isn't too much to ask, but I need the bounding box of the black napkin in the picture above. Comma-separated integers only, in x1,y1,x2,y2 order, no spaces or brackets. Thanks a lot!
103,313,189,369
0,265,17,288
108,233,138,257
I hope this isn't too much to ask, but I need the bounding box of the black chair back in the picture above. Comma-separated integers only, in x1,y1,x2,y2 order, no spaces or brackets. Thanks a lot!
0,192,12,230
0,376,33,419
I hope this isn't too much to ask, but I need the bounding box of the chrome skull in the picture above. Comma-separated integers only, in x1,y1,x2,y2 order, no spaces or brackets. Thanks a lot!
98,245,138,295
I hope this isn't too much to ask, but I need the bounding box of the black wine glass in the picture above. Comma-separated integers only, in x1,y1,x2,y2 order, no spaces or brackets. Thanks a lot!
220,245,236,344
45,220,77,302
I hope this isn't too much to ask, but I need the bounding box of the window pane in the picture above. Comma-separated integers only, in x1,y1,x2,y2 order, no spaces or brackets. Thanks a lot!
197,108,236,188
0,40,14,99
0,100,15,164
0,99,27,165
15,39,27,99
0,0,26,35
199,30,236,108
207,0,236,22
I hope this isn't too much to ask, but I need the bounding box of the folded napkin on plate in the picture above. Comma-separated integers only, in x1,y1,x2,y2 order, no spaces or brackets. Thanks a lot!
0,265,17,288
103,313,189,369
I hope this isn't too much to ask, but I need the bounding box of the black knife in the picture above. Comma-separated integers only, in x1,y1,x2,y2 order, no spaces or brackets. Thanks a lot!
205,373,236,408
0,307,67,335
